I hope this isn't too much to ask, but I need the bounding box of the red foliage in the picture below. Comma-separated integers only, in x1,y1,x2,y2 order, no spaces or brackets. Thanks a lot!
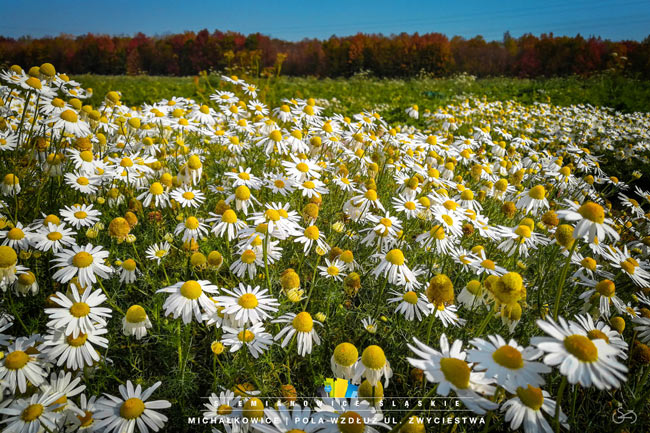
0,30,648,78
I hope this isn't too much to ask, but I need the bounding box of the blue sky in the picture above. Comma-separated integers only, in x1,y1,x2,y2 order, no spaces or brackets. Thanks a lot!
2,0,649,41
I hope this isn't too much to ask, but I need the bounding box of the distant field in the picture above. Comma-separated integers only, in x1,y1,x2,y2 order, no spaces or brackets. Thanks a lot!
74,73,650,122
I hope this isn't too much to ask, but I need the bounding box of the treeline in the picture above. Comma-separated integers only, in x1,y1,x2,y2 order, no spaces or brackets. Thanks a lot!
1,30,649,78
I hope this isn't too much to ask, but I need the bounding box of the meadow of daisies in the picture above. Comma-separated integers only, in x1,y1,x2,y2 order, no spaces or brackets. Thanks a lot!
0,62,649,433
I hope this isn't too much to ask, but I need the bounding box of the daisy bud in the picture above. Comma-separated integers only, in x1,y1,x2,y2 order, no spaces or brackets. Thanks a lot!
502,201,516,218
190,252,207,268
610,316,625,334
343,272,361,297
555,224,575,248
242,398,265,421
426,274,454,306
315,312,326,322
271,384,295,407
400,416,426,433
109,217,130,240
494,272,525,305
207,251,223,269
211,341,224,355
280,269,300,291
358,379,383,406
632,342,650,365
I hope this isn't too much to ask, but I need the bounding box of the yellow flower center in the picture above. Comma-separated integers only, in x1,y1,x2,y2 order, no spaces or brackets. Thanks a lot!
361,345,386,369
217,404,233,415
182,191,195,200
620,259,636,275
7,227,24,240
238,330,255,342
581,257,597,271
265,209,281,222
516,385,543,411
528,185,546,200
238,293,259,309
304,225,320,240
185,217,200,230
122,259,137,271
443,200,457,211
126,305,147,323
439,357,470,389
492,345,524,369
80,151,94,162
77,410,94,427
292,312,314,332
269,130,283,142
4,350,29,370
564,334,598,362
60,110,78,123
385,249,405,266
187,155,202,170
72,251,94,268
120,398,145,420
461,190,474,200
242,398,264,420
235,185,251,200
241,249,257,264
51,395,68,412
515,225,531,238
337,411,365,433
120,157,133,167
481,259,495,270
402,291,419,304
74,211,88,219
21,404,44,422
333,342,358,366
365,189,378,201
180,280,203,300
595,279,615,297
77,176,89,186
70,302,90,318
222,209,237,224
587,329,610,343
66,333,88,347
0,245,17,268
327,266,340,276
578,202,605,224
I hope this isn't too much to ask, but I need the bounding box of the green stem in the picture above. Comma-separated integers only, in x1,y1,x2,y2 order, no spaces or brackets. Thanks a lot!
554,376,568,433
388,385,438,433
475,305,496,337
553,241,578,321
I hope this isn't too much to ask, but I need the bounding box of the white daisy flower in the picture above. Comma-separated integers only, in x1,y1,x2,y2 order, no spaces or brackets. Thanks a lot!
407,335,498,415
214,283,279,327
94,380,171,433
41,326,109,370
156,280,219,324
221,322,273,358
387,289,431,321
532,316,627,389
60,204,101,229
556,200,619,243
145,242,171,264
0,391,65,433
122,304,152,340
467,335,551,392
45,284,112,338
0,336,48,393
51,244,112,287
273,312,322,356
501,385,568,433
